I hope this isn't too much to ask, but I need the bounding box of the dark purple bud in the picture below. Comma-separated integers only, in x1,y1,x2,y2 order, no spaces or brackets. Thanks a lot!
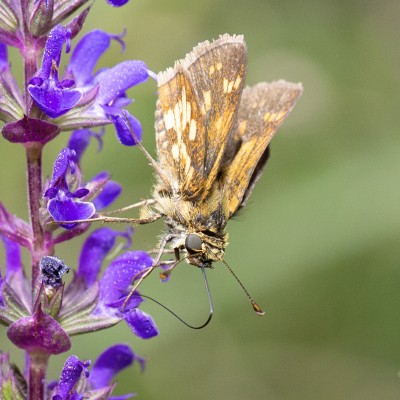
1,116,60,144
40,256,69,288
7,306,71,354
125,309,158,339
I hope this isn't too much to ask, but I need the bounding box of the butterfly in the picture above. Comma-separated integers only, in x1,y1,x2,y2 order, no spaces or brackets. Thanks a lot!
133,34,303,314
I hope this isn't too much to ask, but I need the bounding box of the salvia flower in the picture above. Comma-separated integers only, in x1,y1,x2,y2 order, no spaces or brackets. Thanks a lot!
44,128,122,229
60,226,158,339
28,25,83,119
50,344,142,399
62,29,153,145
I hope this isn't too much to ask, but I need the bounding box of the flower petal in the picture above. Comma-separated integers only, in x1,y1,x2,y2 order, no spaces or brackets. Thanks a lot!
111,112,142,146
48,197,95,228
56,355,90,400
68,128,104,163
89,344,134,389
68,30,125,87
106,0,130,6
77,227,131,287
99,251,152,310
92,180,122,210
97,60,149,105
28,84,82,118
125,309,158,339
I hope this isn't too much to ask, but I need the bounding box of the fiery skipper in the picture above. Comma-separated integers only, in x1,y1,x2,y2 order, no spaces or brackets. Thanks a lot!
133,34,303,314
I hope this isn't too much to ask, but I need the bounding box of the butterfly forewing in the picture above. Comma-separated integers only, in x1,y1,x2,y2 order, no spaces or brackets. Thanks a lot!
155,34,247,201
222,81,303,218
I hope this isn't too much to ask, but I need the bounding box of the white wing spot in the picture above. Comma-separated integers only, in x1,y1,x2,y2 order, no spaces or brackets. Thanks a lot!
203,90,212,111
233,75,242,90
172,144,179,160
164,109,175,130
189,119,197,141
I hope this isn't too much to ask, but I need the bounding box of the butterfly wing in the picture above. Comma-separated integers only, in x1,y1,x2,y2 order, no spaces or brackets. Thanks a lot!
155,34,247,201
222,80,303,219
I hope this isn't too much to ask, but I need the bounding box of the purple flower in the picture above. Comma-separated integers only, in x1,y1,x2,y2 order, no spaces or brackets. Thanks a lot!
45,148,96,228
44,129,122,229
28,25,82,118
52,355,90,400
64,29,153,145
52,344,141,399
60,227,158,339
97,251,160,340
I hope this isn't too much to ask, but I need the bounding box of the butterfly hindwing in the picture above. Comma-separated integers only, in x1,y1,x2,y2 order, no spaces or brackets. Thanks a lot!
222,80,303,218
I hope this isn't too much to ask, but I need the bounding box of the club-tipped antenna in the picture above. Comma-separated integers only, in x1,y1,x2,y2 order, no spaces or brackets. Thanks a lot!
222,259,265,316
135,266,213,329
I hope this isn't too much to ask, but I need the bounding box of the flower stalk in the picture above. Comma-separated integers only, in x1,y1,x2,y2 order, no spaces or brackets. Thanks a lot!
0,1,158,398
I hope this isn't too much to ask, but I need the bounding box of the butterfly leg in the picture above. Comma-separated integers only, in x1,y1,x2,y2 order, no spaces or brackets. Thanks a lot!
122,234,174,309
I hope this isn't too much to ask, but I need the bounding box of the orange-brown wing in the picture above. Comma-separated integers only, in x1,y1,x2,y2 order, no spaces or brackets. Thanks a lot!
155,34,247,201
222,80,303,219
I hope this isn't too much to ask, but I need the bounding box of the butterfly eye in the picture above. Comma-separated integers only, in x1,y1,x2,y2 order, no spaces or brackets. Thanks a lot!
185,234,203,253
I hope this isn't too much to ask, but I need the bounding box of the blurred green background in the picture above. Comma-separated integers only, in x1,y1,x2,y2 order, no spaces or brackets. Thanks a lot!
1,0,400,398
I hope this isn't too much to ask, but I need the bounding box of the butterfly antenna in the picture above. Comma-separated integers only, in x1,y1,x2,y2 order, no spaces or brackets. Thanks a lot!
222,259,265,316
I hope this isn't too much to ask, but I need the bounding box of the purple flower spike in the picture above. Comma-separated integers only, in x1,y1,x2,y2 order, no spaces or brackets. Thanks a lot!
28,25,82,118
77,227,132,287
89,344,141,390
54,355,90,400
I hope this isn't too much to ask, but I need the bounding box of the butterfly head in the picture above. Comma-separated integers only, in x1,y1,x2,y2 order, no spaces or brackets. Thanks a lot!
175,230,227,268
